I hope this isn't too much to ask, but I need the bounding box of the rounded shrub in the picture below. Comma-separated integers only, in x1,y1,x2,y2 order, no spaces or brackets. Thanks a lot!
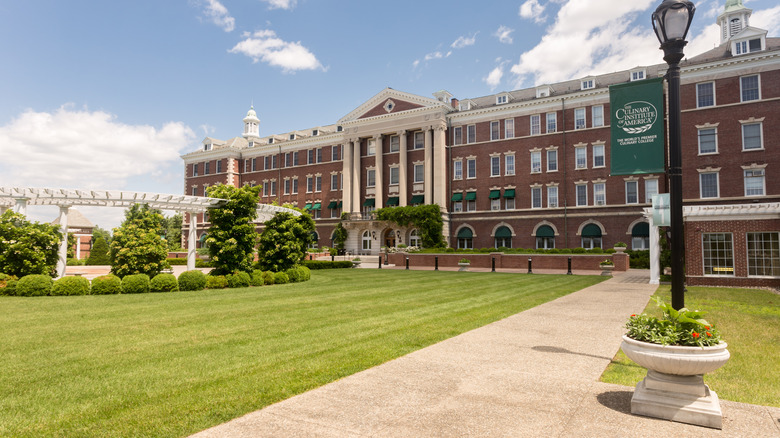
0,273,19,296
16,274,54,297
272,271,289,285
298,265,311,282
261,270,275,285
91,274,122,295
250,270,265,287
52,276,91,296
122,274,150,294
285,266,302,283
150,273,179,292
178,270,207,291
226,271,251,288
205,275,228,289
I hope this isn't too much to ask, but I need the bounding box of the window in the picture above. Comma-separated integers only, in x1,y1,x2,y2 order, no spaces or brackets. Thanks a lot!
389,167,400,185
390,135,400,152
453,160,463,180
547,150,558,172
491,198,500,211
531,187,542,209
546,112,557,133
292,178,299,194
315,176,322,192
744,169,765,196
576,184,588,206
740,75,760,102
332,145,340,161
409,229,421,248
331,174,339,191
494,226,512,249
505,196,515,210
203,186,208,197
530,151,541,173
263,156,269,170
367,140,376,156
204,162,210,175
284,179,290,195
191,186,197,196
452,127,463,145
490,121,500,140
262,182,268,197
594,183,606,206
270,181,277,196
505,154,515,176
575,147,587,169
697,82,715,108
491,156,501,176
505,119,515,139
631,70,645,81
294,151,300,166
284,153,291,167
632,222,650,250
308,149,315,164
414,164,424,183
193,163,199,176
457,228,473,249
317,148,323,163
271,155,278,169
592,105,604,127
700,172,719,198
362,231,372,251
216,160,222,173
698,128,717,154
466,193,476,212
581,79,594,89
626,181,638,204
747,232,780,277
703,233,734,276
593,144,605,168
467,158,476,179
452,200,463,212
645,179,658,203
467,125,476,144
367,169,376,187
496,95,508,104
530,115,541,135
581,224,602,249
536,225,555,249
547,186,558,208
742,123,762,150
306,177,313,193
414,131,424,149
574,108,586,130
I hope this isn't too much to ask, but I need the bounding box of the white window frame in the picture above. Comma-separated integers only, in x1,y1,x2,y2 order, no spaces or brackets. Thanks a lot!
490,155,501,177
696,82,715,108
414,131,425,149
413,164,424,183
744,168,766,197
592,144,605,168
504,119,515,139
594,183,606,206
699,172,720,199
547,186,558,208
389,166,400,186
645,179,658,203
367,139,376,156
630,69,646,81
366,169,376,187
547,149,558,172
331,174,339,191
574,108,586,130
530,151,541,173
576,184,588,206
466,125,476,144
467,158,476,179
491,198,501,211
505,196,515,210
581,79,594,90
592,105,604,127
505,154,515,176
453,160,463,180
698,127,718,154
740,75,760,102
625,181,638,204
496,94,508,104
452,127,462,146
531,187,542,209
530,115,541,135
546,112,557,133
490,121,500,141
575,147,587,169
741,122,763,151
390,135,400,152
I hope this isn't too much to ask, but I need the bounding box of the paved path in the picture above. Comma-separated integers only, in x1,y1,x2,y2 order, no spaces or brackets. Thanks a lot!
192,270,779,437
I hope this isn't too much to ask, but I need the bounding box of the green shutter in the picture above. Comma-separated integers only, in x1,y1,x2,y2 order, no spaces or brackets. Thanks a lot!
503,189,516,198
451,193,463,202
464,192,477,201
536,225,555,237
489,190,501,199
363,198,375,207
457,227,473,238
495,226,512,238
582,223,602,237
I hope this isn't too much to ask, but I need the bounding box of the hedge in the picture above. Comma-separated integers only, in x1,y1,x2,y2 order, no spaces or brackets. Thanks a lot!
122,274,150,294
52,276,91,296
272,271,289,285
250,270,265,287
0,273,18,296
150,273,179,292
302,260,352,270
178,270,206,291
15,274,54,297
91,275,122,295
205,275,228,289
226,271,251,288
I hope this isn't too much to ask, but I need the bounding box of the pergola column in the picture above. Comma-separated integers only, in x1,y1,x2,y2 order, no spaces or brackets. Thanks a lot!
398,131,408,206
56,205,70,279
14,198,28,215
187,212,198,271
374,134,383,209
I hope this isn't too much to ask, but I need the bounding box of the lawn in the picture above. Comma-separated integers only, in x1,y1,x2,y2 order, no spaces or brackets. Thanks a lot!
0,269,605,438
600,285,780,407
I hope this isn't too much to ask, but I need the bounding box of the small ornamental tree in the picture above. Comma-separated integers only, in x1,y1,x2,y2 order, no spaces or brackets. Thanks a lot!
86,236,111,265
332,221,348,253
256,211,315,272
0,210,62,277
206,184,262,275
375,204,445,248
110,204,169,278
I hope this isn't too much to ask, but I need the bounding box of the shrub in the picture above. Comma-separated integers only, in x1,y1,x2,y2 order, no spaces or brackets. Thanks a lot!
262,271,275,285
628,250,651,269
226,271,251,288
85,236,111,265
178,270,206,291
150,273,179,292
166,258,188,265
250,270,265,286
16,274,54,297
302,260,352,270
195,259,212,268
0,211,61,277
91,275,122,295
52,276,91,296
122,274,150,294
286,266,302,283
0,273,19,296
66,258,86,266
272,271,289,285
205,275,228,289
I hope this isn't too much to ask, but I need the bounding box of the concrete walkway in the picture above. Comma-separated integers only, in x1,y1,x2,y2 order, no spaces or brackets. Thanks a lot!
192,270,780,437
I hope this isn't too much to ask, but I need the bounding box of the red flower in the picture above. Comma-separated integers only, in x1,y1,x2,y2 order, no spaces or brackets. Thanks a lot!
705,326,711,330
631,314,637,317
692,332,700,338
707,332,712,337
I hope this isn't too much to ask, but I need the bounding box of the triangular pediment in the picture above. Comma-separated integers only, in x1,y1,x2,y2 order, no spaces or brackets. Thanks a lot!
339,88,451,123
730,26,767,41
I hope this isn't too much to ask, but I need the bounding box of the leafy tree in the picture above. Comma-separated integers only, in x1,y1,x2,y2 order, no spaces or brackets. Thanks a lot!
257,211,315,272
86,236,111,265
67,232,76,259
332,221,348,252
375,204,444,248
163,213,183,251
0,210,62,277
92,226,112,246
206,184,262,275
110,205,169,278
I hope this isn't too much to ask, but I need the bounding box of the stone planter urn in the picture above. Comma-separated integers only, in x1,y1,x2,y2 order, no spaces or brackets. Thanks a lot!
351,260,362,268
457,262,470,272
613,246,626,253
621,335,730,429
600,265,614,276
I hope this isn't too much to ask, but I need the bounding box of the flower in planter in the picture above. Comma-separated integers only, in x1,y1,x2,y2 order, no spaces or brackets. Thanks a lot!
459,258,470,264
614,242,627,248
599,259,614,266
625,297,723,347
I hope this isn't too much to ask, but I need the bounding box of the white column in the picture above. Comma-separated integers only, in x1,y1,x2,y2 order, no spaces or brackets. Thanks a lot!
187,212,198,271
56,205,70,279
424,128,433,205
433,125,447,209
375,134,383,209
398,131,408,206
646,208,660,284
342,142,353,214
352,139,361,216
14,198,28,215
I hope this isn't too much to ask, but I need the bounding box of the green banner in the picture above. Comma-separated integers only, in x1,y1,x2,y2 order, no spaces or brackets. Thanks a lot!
609,77,665,175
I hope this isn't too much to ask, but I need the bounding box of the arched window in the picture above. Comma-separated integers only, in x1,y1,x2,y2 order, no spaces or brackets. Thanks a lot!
536,225,555,249
362,230,372,251
384,229,396,248
198,233,208,249
631,222,650,250
581,224,602,249
308,231,319,249
409,229,421,248
494,226,512,249
457,227,473,249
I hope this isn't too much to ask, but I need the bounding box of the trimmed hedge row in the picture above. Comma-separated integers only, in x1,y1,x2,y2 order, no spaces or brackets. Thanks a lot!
302,260,353,270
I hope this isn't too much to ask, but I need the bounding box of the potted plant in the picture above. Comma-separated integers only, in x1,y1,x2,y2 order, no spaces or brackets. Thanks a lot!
621,297,729,429
599,258,614,276
351,257,361,268
613,241,627,253
458,258,470,271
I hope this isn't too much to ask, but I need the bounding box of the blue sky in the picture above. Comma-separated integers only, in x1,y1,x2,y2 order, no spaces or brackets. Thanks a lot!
1,0,778,229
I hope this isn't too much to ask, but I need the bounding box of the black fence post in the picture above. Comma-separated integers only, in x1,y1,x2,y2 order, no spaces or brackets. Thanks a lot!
435,256,438,271
567,257,572,275
405,257,409,270
331,253,335,262
378,255,382,269
527,257,533,274
491,257,496,272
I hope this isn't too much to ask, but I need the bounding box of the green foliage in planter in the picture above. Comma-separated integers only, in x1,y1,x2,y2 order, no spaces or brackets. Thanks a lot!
91,275,122,295
0,211,62,278
110,205,169,278
375,204,444,248
625,297,722,347
272,271,289,285
85,236,111,265
256,211,316,273
16,274,54,297
261,271,275,285
178,270,206,292
121,274,150,294
52,276,91,296
250,270,265,286
205,275,228,289
226,271,251,288
0,273,19,296
150,273,179,293
206,184,262,275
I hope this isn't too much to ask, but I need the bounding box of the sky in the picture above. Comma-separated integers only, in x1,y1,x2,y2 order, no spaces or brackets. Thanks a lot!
1,0,779,231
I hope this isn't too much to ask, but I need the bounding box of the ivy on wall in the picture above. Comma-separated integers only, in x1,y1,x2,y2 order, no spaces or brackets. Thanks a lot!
375,204,444,248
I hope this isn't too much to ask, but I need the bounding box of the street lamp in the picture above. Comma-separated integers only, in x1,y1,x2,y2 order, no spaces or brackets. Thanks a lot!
652,0,695,310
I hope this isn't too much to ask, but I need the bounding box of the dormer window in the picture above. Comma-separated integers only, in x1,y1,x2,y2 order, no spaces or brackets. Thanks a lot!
535,86,551,98
459,101,472,111
496,95,508,105
268,138,274,144
581,79,595,90
630,69,646,81
289,134,296,140
312,129,319,136
735,38,762,55
248,141,254,148
204,143,212,151
337,126,343,132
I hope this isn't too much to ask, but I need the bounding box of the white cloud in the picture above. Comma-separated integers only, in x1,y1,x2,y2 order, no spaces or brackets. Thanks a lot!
262,0,296,10
752,6,780,36
484,65,504,90
196,0,235,32
424,51,445,61
494,25,514,44
519,0,547,24
451,33,478,49
230,30,324,72
0,105,194,190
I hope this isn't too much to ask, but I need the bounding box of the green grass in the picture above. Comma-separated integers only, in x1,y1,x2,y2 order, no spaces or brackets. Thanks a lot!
601,285,780,407
0,270,605,438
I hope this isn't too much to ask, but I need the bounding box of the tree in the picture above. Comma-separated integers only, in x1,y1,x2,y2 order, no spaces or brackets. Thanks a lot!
92,226,112,246
86,236,111,265
0,210,61,277
332,221,348,252
110,205,169,278
163,213,183,251
256,211,315,272
375,204,445,248
206,184,262,275
67,233,76,259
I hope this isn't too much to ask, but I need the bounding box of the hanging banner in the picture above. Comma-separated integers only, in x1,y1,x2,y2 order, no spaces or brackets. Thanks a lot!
609,77,665,175
652,194,670,227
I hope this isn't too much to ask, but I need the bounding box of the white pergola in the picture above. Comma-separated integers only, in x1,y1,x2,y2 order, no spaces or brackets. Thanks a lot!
0,187,300,278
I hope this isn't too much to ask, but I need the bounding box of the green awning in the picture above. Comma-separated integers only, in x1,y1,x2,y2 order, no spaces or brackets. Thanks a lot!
582,224,602,237
495,226,512,238
386,196,399,206
312,202,321,210
457,228,473,238
503,189,516,198
489,190,501,199
327,201,338,209
410,195,424,204
464,192,477,201
363,198,375,207
536,225,555,237
632,222,650,237
304,203,312,210
451,193,463,202
338,201,343,208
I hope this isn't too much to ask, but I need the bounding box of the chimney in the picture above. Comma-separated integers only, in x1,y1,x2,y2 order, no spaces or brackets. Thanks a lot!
451,98,459,109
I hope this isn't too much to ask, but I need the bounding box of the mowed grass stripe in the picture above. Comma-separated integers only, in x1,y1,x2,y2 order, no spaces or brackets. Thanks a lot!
0,270,604,438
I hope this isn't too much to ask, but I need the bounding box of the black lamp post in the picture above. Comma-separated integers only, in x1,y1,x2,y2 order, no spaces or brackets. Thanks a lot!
652,0,695,310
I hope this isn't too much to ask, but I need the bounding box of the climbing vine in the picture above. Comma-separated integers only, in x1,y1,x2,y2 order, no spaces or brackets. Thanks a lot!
375,204,444,248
